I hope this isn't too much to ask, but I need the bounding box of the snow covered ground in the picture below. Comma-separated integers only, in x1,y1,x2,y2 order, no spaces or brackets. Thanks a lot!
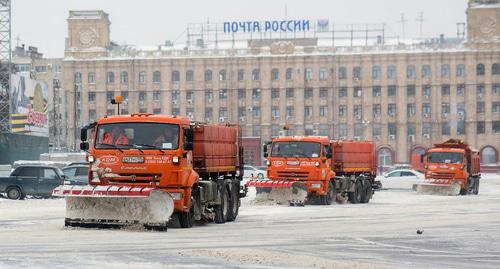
1,174,500,269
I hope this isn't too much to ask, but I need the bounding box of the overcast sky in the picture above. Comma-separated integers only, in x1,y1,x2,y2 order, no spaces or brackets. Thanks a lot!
12,0,468,58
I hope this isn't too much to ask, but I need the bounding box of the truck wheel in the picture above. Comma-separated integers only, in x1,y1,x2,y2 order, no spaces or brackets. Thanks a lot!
361,180,372,203
227,185,239,221
473,178,480,195
214,186,229,224
178,196,195,228
320,182,335,205
459,188,468,195
348,180,363,204
257,173,264,179
6,187,23,200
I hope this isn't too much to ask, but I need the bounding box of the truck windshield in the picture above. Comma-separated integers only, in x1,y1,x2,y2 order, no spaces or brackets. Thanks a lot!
271,142,321,158
427,152,463,164
95,123,179,150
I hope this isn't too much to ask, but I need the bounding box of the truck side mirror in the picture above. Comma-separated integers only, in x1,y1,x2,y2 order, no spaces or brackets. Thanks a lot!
183,142,193,151
263,144,268,158
80,128,88,142
80,142,89,151
183,128,194,151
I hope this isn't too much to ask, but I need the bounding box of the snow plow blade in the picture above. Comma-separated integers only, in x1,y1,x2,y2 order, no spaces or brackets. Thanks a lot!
414,181,461,196
246,180,308,206
52,185,174,229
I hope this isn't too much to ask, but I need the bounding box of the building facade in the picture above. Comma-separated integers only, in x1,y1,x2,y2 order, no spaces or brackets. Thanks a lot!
61,2,500,169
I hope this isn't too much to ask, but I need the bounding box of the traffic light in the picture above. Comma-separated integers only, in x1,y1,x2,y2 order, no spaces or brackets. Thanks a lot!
110,95,122,104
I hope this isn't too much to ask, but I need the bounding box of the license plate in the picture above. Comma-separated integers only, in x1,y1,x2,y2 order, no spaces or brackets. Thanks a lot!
287,161,300,165
123,156,144,163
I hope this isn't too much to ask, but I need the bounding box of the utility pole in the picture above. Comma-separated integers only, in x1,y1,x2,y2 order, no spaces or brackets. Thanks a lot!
73,82,78,151
52,79,60,150
416,12,424,39
397,13,407,40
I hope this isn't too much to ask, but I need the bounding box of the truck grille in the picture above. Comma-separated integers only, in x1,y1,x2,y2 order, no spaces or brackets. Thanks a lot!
276,171,309,179
431,172,455,179
107,173,161,185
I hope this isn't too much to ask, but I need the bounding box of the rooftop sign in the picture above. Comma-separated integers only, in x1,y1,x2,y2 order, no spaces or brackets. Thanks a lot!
223,20,311,34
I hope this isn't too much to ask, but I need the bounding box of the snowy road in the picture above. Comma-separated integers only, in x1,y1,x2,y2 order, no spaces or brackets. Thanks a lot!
1,175,499,269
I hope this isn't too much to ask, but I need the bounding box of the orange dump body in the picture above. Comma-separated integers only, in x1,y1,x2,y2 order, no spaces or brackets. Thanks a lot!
330,140,377,177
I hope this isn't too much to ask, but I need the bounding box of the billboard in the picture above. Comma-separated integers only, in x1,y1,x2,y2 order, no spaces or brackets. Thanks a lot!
10,74,49,137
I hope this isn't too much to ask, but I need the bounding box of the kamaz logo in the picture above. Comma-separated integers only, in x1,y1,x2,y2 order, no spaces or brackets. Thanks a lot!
131,175,137,181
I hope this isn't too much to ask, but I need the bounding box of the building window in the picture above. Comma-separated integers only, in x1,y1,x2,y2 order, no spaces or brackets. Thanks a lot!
106,92,114,102
372,124,381,137
88,72,95,84
353,66,361,80
121,71,128,84
339,87,348,97
477,102,485,113
171,71,180,82
372,65,381,80
407,85,416,96
107,109,115,116
219,107,228,119
171,91,179,102
407,103,416,118
205,89,213,101
408,123,416,136
493,84,500,95
320,106,328,117
493,63,500,75
153,108,161,114
153,71,161,83
121,91,128,101
339,105,347,117
319,68,328,80
186,91,194,103
372,104,381,118
442,122,451,135
238,69,245,81
107,72,115,84
304,68,313,81
252,107,261,117
74,72,82,84
89,110,96,121
456,64,465,77
204,70,212,81
388,104,396,117
238,88,246,99
407,65,416,79
186,70,194,81
286,68,293,80
219,89,228,99
457,121,466,135
494,121,500,134
238,107,246,118
481,146,497,164
388,85,396,96
354,105,362,119
286,88,294,98
441,84,450,96
252,88,261,99
320,87,328,98
354,123,363,137
205,108,213,119
252,69,260,80
339,124,348,138
286,106,294,118
477,84,485,96
457,84,465,96
387,65,396,80
271,88,280,99
422,85,431,97
139,71,146,83
338,67,347,80
493,102,500,113
304,88,313,98
423,123,432,137
372,86,381,97
353,87,362,97
319,124,329,136
441,64,450,78
304,106,313,117
153,91,161,101
422,65,431,79
442,103,450,115
271,68,279,81
477,121,485,134
388,123,397,136
252,126,261,137
219,70,227,81
422,103,431,115
476,63,485,76
88,92,96,102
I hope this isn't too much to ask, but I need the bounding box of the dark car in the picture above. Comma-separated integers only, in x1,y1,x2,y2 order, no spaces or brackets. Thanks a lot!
0,165,66,200
61,165,88,185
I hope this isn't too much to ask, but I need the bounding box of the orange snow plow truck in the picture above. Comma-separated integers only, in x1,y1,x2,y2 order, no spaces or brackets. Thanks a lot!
415,139,481,196
247,136,380,205
53,114,244,230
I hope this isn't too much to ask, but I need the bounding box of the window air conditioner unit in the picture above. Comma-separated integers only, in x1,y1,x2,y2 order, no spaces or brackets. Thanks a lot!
247,107,253,111
208,99,213,103
239,116,245,122
278,130,285,136
205,118,211,123
424,113,429,118
389,134,396,139
47,63,53,69
313,130,319,135
173,100,178,105
408,135,415,142
219,117,225,122
458,111,464,116
354,136,361,141
187,99,193,105
356,115,362,120
286,116,292,120
424,134,430,139
424,95,429,99
442,113,448,118
374,135,380,140
340,136,347,140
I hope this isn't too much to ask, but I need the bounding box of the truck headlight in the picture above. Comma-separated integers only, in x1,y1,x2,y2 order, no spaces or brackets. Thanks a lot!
266,160,271,166
88,155,95,163
315,162,320,167
172,155,180,164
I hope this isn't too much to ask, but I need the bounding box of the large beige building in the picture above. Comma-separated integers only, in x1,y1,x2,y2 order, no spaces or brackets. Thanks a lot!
60,1,500,170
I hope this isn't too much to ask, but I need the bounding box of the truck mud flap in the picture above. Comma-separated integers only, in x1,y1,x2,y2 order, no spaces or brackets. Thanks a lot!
246,180,308,206
53,185,174,229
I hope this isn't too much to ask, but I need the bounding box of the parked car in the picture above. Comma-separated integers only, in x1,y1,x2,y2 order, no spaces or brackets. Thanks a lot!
243,165,266,180
0,165,66,200
67,161,88,167
61,165,89,185
379,169,425,191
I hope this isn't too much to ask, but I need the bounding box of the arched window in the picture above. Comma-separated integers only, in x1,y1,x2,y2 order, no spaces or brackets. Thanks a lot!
186,70,194,81
153,71,161,83
120,71,128,84
88,72,95,84
481,146,498,165
492,63,500,75
378,147,393,167
204,70,212,81
441,64,450,78
476,63,485,76
74,72,82,84
338,67,347,79
407,65,416,79
252,69,260,80
422,65,431,79
387,65,396,79
107,72,115,84
353,66,361,80
271,68,279,81
286,68,293,80
171,71,179,82
456,64,465,77
372,65,381,80
139,71,146,83
219,70,227,81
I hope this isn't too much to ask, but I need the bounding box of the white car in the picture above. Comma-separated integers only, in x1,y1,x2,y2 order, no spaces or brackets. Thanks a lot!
379,169,425,190
243,165,266,180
